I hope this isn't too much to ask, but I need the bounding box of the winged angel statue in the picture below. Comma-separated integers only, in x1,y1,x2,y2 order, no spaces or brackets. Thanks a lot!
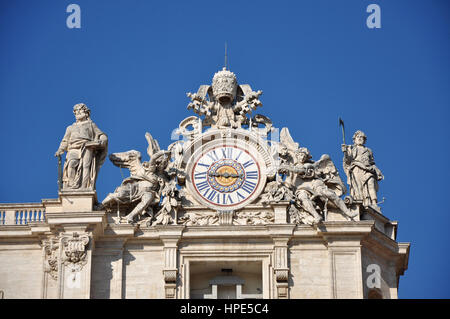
101,133,182,225
262,128,357,225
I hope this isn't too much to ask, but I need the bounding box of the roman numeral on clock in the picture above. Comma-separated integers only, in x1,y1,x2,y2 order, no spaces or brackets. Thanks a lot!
223,194,234,204
207,150,219,162
241,180,256,194
194,172,207,180
246,171,258,179
221,147,233,159
242,160,254,168
196,180,209,192
236,191,245,201
206,190,218,202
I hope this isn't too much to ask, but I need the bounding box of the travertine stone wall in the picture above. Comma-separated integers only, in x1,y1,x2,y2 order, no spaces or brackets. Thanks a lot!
0,241,42,299
0,236,404,299
90,240,165,299
91,254,119,298
289,243,331,299
91,240,125,299
121,244,165,299
0,216,408,299
44,270,59,299
331,252,361,298
361,246,398,299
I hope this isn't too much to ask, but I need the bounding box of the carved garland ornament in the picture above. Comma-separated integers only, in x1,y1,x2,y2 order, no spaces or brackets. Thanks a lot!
43,236,60,280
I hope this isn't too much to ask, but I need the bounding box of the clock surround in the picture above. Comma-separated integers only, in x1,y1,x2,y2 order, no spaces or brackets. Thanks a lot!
183,129,274,211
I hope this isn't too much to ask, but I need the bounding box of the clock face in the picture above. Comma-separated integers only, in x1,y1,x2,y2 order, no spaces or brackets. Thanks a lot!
191,145,261,209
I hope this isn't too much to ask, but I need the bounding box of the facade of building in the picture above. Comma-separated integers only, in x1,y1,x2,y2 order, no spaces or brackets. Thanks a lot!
0,68,410,299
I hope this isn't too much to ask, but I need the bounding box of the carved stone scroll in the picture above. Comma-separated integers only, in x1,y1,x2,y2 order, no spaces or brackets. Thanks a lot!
43,236,61,280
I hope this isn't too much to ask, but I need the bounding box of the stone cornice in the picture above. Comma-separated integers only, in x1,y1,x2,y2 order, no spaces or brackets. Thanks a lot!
317,220,375,234
103,223,137,237
397,242,410,273
0,225,35,237
0,219,410,262
45,211,106,225
158,225,269,239
0,202,45,209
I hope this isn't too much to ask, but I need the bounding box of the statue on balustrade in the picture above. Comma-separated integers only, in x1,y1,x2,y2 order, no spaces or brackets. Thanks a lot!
54,103,108,191
342,130,384,208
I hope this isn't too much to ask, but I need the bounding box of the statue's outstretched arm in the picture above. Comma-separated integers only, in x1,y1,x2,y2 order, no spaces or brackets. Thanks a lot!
55,126,71,156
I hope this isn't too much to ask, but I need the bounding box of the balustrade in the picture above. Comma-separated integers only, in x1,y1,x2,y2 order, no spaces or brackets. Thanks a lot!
0,204,46,225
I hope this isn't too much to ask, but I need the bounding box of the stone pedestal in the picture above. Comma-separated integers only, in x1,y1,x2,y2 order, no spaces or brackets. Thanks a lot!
327,205,361,222
40,191,106,299
270,201,289,224
44,190,97,213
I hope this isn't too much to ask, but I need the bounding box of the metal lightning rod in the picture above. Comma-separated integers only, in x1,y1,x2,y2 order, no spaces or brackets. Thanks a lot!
339,117,346,145
224,42,228,70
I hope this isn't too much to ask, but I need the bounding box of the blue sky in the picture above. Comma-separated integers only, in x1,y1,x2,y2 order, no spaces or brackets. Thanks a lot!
0,0,449,298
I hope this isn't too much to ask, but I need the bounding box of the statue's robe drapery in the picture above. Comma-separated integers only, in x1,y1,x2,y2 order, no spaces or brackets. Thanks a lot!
343,145,383,205
109,174,160,205
58,119,108,190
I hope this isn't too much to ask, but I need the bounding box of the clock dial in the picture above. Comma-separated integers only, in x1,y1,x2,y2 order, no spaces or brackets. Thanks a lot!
191,145,261,208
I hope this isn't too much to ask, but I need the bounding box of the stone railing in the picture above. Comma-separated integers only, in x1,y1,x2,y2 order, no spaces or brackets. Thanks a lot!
0,203,46,225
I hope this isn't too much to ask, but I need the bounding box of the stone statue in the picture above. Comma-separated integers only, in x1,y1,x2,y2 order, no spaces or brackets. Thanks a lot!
55,103,108,190
187,67,263,129
342,130,384,207
266,128,357,224
101,132,176,224
280,148,357,223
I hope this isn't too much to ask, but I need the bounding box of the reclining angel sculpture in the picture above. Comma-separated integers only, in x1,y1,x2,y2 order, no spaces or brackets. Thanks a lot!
101,132,179,224
274,128,357,224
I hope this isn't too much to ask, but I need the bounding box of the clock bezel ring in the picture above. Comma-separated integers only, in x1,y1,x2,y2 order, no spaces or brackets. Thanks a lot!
185,138,268,211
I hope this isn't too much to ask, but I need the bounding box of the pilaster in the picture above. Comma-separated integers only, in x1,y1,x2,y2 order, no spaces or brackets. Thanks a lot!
157,225,184,299
268,224,295,299
317,221,373,299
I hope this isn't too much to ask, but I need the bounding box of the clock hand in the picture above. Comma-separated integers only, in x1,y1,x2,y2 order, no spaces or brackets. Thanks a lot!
208,172,244,178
